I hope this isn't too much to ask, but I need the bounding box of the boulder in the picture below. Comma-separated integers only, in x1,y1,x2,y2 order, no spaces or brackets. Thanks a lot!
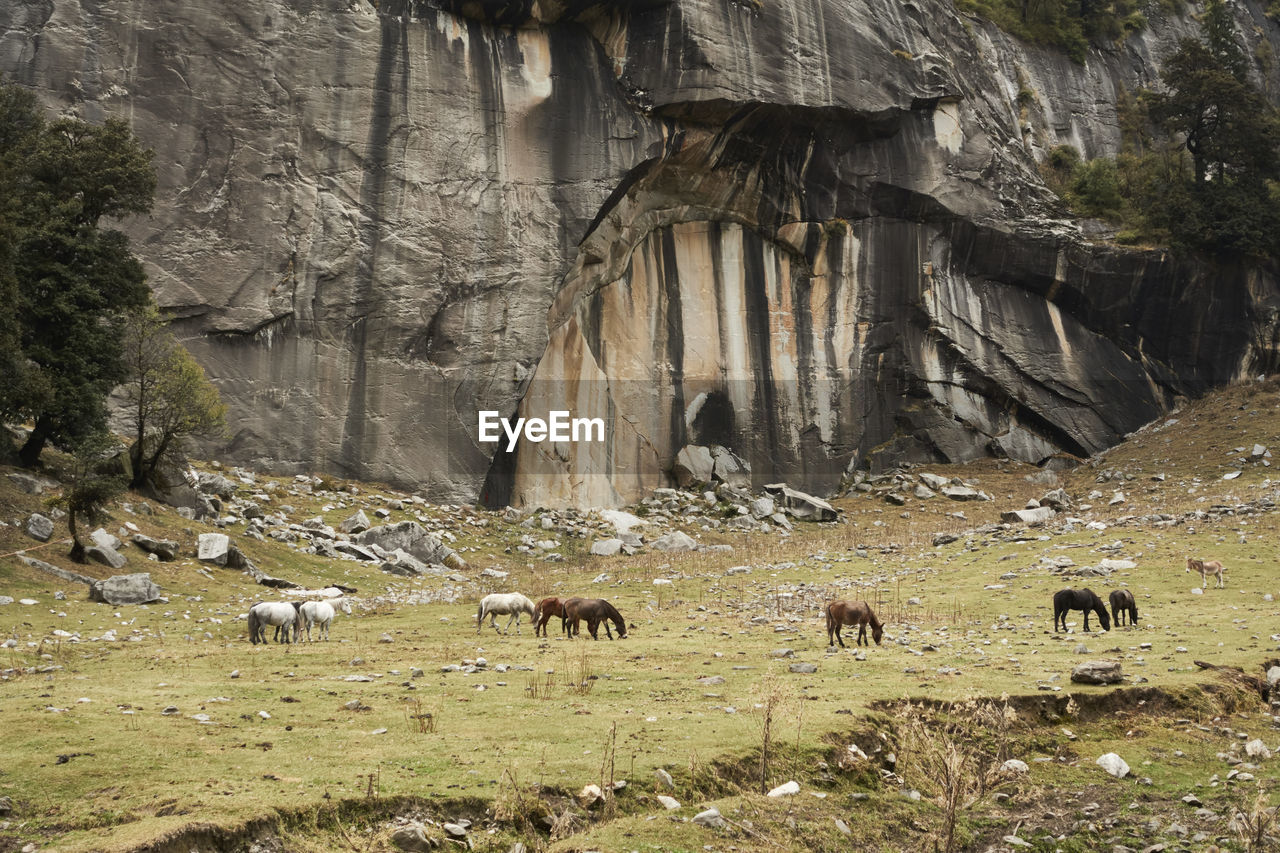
1071,660,1124,685
1039,487,1073,510
762,484,837,521
86,545,128,570
656,794,681,810
354,522,465,569
381,548,433,576
8,472,57,495
919,472,949,490
766,780,800,797
197,471,237,498
651,531,697,552
19,555,95,585
710,445,751,487
25,513,55,542
749,496,775,518
336,541,381,561
1095,753,1130,778
89,573,161,605
389,823,436,853
132,534,179,561
1000,506,1055,525
692,807,726,828
1244,739,1271,760
590,538,624,556
941,486,991,501
338,509,371,535
197,532,231,565
672,445,715,487
1267,665,1280,689
90,527,122,551
1001,759,1029,774
599,509,648,536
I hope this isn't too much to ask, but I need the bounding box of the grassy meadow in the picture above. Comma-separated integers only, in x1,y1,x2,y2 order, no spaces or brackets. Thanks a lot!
1,379,1279,852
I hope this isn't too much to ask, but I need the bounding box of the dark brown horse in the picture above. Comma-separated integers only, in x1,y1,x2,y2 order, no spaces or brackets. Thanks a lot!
533,596,570,637
563,598,627,640
1053,588,1110,632
825,600,883,648
1108,589,1138,627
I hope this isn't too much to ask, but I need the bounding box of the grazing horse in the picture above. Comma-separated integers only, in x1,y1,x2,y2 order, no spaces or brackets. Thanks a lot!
1052,588,1111,633
533,597,570,637
248,601,300,645
825,600,884,648
1108,589,1139,627
563,598,627,640
476,592,537,635
297,597,351,642
1186,557,1226,589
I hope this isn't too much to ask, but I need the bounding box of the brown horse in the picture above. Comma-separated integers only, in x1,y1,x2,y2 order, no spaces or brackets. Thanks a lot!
1186,557,1226,589
825,600,883,648
1108,589,1138,627
563,598,627,640
533,596,570,637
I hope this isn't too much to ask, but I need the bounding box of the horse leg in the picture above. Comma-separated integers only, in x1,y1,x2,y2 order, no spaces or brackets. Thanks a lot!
834,624,844,648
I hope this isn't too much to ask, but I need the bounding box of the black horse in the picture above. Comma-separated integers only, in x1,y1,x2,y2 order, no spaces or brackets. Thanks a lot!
1109,589,1139,627
1053,588,1111,632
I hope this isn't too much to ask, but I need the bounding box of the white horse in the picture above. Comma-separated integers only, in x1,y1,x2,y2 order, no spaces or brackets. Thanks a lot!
297,597,351,641
248,601,300,644
476,592,537,635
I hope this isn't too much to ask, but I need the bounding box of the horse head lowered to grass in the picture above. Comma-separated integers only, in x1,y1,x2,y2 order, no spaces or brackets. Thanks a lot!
476,592,537,635
563,598,627,640
1053,588,1110,633
825,600,883,648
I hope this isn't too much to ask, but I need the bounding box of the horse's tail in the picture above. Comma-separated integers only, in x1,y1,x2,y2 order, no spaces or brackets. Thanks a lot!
476,601,486,627
824,603,835,634
248,606,261,645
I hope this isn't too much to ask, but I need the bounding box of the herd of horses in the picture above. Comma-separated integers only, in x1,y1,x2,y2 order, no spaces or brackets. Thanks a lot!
246,597,351,644
244,555,1227,645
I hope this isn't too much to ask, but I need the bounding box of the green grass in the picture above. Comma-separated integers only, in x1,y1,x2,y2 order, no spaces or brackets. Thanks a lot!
1,379,1279,850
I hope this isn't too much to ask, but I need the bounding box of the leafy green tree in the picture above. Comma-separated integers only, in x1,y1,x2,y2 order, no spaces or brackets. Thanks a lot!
0,85,48,447
47,431,128,562
120,302,228,489
1148,0,1280,256
0,83,156,466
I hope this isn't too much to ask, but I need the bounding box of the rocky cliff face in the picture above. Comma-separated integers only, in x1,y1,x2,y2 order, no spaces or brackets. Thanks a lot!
3,0,1279,506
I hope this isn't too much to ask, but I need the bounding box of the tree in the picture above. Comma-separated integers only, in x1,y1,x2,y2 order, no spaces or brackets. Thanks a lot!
1149,0,1280,257
47,431,128,562
0,85,48,447
119,302,227,489
0,82,156,466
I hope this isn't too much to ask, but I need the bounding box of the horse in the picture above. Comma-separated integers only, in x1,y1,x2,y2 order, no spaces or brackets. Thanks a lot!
476,592,537,635
1052,588,1111,633
825,600,884,648
1108,589,1138,627
1186,556,1226,589
563,598,627,640
248,601,300,645
533,596,570,637
297,597,351,641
